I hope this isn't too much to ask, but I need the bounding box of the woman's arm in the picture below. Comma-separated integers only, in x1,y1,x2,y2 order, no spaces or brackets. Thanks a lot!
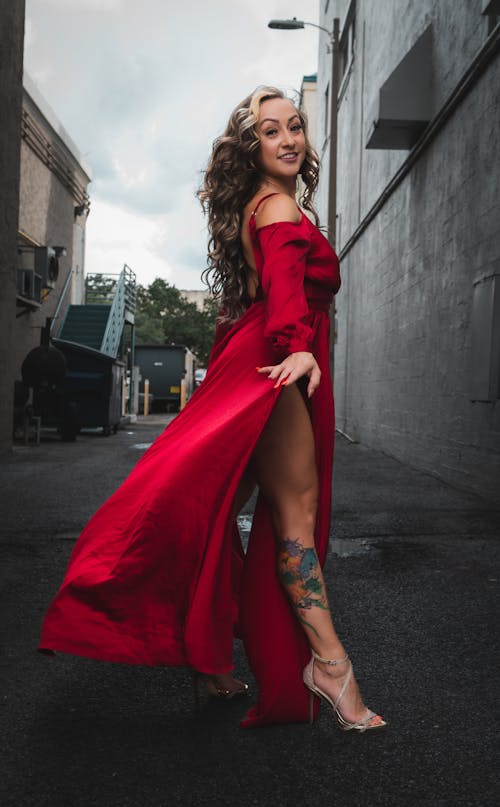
254,196,321,397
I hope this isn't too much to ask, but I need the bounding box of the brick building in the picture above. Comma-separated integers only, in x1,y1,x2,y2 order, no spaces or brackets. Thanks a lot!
316,0,500,499
15,72,92,382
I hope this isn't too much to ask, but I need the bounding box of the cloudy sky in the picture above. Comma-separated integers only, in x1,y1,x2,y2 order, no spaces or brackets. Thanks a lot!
24,0,320,290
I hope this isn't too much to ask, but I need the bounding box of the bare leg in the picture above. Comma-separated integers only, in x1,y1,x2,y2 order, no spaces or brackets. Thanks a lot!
249,384,380,725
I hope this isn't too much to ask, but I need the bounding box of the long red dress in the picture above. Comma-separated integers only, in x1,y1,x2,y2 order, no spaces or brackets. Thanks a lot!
39,197,341,728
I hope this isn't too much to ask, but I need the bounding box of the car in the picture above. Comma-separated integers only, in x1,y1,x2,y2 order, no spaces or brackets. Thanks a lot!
195,368,207,387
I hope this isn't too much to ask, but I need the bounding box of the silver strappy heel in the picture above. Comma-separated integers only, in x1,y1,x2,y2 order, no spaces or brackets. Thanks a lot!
303,650,386,732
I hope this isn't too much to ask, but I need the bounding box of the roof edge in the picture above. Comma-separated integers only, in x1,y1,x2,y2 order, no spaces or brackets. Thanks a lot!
23,70,92,182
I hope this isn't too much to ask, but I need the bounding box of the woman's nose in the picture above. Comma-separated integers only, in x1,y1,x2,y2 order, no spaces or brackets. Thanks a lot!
281,129,294,147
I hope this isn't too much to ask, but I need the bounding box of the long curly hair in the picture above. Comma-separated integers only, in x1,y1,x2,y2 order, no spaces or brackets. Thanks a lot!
198,86,320,322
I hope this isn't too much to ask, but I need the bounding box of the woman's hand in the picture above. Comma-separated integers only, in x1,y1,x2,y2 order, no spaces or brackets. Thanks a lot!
256,351,321,398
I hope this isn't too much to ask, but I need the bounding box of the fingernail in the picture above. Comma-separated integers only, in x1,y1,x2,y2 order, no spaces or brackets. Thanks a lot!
256,366,261,371
280,379,288,386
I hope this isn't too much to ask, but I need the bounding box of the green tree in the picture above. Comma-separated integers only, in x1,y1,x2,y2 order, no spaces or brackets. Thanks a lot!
134,278,218,365
85,273,117,303
134,308,164,343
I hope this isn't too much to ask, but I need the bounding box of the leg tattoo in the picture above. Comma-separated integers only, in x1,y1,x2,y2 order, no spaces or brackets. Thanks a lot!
277,537,329,639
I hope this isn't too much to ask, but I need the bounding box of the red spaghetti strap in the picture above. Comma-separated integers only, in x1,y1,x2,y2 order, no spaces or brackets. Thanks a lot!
251,192,280,218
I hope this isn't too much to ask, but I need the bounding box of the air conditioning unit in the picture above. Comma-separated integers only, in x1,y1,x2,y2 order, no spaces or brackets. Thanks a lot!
17,269,42,303
35,246,59,289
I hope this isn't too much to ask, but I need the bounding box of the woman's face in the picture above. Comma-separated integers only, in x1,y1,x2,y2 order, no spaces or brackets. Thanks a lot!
256,97,306,181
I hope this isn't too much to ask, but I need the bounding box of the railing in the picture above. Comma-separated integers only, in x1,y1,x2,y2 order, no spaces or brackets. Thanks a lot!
51,268,73,332
99,264,136,357
85,273,119,304
122,263,137,321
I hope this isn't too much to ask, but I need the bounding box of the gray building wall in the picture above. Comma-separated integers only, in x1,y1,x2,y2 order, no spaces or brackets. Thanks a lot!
13,75,91,420
317,0,500,499
0,0,25,453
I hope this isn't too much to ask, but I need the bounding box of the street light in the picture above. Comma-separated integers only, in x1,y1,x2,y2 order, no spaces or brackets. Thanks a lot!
267,16,340,251
268,17,305,30
268,17,332,38
268,15,341,373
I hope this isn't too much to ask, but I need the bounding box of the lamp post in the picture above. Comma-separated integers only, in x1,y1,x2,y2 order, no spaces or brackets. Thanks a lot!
268,16,341,372
268,16,340,250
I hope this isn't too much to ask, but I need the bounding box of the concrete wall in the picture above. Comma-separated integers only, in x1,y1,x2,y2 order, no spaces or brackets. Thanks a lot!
317,0,500,499
13,78,91,408
17,143,78,366
0,1,25,453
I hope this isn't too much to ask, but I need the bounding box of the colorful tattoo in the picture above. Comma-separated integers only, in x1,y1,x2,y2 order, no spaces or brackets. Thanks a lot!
277,538,328,637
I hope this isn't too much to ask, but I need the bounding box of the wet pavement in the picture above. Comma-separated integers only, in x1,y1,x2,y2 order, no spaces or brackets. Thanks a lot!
0,416,499,807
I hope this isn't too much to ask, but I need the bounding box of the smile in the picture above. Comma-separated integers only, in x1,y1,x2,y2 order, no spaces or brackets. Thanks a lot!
279,153,299,161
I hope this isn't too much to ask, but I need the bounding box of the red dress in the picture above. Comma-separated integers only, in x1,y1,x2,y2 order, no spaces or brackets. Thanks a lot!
39,197,341,728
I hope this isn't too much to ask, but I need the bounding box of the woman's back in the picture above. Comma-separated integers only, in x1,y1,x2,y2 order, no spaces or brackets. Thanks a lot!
241,192,302,299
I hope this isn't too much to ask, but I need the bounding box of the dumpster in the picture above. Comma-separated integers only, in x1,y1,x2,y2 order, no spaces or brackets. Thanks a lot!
135,344,196,412
45,338,124,438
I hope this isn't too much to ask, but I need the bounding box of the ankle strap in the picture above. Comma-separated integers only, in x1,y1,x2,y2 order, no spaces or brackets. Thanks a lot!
312,650,349,666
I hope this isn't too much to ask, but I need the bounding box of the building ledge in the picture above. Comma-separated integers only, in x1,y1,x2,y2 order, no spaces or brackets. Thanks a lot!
23,71,92,182
16,294,41,314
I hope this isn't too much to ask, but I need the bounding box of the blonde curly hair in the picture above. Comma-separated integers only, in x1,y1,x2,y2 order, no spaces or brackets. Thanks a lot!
198,86,319,322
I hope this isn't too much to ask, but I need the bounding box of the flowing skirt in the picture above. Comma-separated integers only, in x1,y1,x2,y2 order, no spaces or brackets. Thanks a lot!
39,299,335,727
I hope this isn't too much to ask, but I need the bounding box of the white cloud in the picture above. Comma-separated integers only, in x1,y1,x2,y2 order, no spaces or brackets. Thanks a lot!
24,0,320,288
43,0,123,9
86,192,207,290
86,198,174,285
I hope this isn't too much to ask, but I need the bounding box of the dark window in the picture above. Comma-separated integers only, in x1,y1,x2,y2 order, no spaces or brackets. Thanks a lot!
339,1,356,81
324,83,330,137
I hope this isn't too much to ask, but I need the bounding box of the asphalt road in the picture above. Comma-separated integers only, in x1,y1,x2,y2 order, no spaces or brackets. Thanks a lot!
1,416,498,807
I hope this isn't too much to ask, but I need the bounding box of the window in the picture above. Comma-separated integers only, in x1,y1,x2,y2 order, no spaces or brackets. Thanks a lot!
324,83,330,138
339,10,356,80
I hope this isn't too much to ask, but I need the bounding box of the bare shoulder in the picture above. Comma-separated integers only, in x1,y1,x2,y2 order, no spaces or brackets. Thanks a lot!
255,193,302,229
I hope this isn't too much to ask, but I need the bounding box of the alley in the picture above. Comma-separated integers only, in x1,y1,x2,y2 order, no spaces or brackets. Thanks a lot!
0,418,498,807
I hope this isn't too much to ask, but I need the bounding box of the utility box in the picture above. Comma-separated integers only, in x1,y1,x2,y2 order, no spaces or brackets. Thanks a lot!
135,344,196,412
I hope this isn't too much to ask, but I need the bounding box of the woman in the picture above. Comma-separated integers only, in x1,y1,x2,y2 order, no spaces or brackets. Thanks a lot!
39,86,385,732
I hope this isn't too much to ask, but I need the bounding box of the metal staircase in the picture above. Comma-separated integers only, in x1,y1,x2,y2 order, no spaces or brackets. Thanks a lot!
58,304,111,350
59,264,136,357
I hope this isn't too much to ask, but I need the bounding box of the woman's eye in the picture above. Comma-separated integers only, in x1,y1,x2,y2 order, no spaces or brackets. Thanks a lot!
265,129,277,137
290,123,303,132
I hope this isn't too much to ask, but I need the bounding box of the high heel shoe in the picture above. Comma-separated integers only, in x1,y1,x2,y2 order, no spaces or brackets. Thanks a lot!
303,650,386,732
192,672,249,709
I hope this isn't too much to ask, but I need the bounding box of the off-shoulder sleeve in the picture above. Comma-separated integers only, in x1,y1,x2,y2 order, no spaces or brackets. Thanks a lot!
256,221,314,358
